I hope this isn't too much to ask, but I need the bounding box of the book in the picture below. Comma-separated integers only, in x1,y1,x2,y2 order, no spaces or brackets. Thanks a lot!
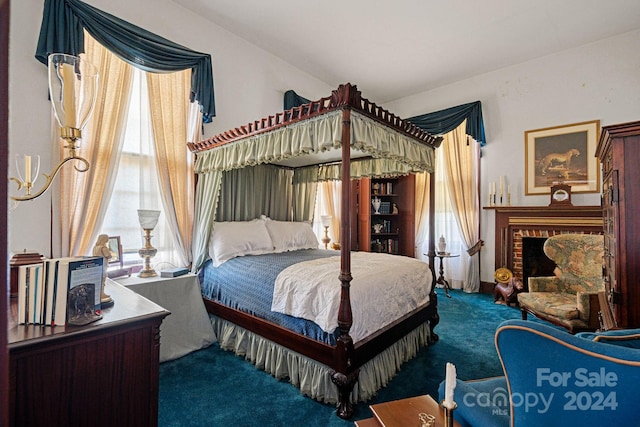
17,263,44,324
29,263,44,324
370,395,444,427
47,257,78,326
65,256,104,326
17,264,38,324
160,267,189,278
43,259,57,325
53,259,71,326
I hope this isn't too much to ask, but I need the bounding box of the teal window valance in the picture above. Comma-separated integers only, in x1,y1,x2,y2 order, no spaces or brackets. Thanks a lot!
407,101,486,146
35,0,216,122
284,90,310,110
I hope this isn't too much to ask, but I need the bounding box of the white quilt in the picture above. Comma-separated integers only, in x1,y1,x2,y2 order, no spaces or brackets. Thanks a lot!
271,251,432,343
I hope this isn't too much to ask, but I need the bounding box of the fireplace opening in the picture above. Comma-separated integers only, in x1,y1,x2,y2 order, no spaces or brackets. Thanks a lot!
522,237,557,291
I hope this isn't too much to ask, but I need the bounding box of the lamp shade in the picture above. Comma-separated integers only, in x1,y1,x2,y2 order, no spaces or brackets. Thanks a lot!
320,215,332,227
137,209,161,229
48,53,99,130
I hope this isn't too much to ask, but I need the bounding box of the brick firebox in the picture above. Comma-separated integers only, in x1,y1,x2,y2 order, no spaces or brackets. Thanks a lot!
487,206,603,287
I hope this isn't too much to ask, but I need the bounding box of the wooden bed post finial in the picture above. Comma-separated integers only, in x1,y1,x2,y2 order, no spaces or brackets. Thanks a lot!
330,83,361,108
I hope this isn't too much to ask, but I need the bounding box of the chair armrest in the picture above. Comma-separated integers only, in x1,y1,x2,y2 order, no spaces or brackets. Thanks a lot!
576,291,600,324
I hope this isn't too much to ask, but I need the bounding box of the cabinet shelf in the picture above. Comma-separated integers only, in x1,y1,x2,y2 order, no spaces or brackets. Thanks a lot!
356,176,416,257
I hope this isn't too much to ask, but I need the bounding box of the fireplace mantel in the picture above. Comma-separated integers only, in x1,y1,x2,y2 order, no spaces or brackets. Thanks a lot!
486,205,603,282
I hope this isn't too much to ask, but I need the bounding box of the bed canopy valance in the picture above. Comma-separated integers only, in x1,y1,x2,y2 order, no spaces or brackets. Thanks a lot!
189,83,442,419
191,109,437,178
189,83,442,270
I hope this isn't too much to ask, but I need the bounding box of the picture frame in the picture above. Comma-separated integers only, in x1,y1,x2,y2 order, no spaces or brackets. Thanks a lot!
107,236,123,268
524,120,600,195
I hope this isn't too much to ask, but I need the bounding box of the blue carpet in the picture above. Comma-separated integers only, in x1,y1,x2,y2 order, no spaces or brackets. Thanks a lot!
158,290,530,426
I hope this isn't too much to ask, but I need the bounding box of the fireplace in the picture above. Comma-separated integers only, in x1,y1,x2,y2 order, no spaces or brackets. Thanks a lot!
488,205,603,287
522,237,556,291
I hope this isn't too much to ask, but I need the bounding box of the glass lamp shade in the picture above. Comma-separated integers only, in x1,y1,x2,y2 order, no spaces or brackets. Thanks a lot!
137,209,161,230
48,53,99,130
320,215,332,227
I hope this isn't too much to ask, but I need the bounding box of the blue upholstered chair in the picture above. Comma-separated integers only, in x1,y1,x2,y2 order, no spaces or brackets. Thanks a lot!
438,319,640,426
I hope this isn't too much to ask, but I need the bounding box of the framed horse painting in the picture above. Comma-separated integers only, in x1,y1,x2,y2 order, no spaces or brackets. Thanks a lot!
524,120,600,195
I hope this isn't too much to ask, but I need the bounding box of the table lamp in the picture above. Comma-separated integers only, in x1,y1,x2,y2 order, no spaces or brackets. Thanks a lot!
137,209,161,278
321,215,332,249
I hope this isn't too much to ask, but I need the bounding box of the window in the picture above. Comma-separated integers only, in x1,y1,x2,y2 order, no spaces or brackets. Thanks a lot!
100,68,179,268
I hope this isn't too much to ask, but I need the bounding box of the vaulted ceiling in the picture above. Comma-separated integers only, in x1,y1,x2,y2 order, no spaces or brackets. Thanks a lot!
173,0,640,103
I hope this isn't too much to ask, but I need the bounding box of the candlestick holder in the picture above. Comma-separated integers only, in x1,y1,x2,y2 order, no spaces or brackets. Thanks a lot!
440,401,457,427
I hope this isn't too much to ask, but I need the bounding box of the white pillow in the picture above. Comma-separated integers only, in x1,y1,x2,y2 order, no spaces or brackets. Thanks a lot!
264,220,319,253
209,219,274,266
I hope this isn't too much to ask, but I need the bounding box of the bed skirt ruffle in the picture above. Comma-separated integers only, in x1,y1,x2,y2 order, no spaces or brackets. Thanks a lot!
209,313,431,404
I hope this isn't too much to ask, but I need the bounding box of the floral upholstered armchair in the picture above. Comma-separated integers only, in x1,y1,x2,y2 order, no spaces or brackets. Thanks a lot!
518,233,604,333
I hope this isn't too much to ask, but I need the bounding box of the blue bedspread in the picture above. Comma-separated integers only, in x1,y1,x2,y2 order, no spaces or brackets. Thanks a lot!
198,249,340,344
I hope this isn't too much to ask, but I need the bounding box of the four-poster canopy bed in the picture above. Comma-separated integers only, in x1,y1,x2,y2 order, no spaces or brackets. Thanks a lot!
188,83,443,418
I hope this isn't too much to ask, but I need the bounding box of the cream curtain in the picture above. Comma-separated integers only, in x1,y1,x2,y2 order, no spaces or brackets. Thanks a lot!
57,33,134,257
414,172,430,262
147,70,196,267
313,180,342,244
441,122,481,292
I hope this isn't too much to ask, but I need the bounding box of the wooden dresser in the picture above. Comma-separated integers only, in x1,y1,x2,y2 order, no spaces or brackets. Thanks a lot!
8,280,169,427
596,120,640,328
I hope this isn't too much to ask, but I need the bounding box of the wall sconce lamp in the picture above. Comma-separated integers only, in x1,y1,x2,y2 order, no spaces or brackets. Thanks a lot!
138,209,161,278
10,53,99,201
320,215,332,249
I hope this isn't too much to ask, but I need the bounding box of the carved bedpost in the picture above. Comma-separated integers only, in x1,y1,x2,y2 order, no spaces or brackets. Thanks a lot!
330,106,359,419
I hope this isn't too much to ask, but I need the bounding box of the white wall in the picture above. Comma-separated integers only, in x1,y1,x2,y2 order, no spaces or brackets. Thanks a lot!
388,29,640,283
10,1,640,283
8,0,332,257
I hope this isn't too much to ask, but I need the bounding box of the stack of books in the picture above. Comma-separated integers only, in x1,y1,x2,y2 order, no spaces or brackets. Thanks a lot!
17,256,104,327
379,201,392,214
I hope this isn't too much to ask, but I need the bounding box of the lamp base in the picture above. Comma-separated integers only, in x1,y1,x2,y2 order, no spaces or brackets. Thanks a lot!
138,266,158,278
138,229,157,278
101,295,115,308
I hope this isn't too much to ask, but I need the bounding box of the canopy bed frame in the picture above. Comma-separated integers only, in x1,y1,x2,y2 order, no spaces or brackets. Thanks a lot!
188,83,443,418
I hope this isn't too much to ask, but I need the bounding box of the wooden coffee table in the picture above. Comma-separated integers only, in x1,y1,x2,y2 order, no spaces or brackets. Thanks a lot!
355,394,462,427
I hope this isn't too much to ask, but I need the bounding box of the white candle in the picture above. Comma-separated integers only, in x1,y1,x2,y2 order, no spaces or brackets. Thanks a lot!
499,176,504,195
491,181,495,195
62,63,77,128
444,362,457,409
508,184,511,195
24,155,31,185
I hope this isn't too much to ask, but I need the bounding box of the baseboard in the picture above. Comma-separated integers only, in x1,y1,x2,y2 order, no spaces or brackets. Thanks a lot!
479,281,495,295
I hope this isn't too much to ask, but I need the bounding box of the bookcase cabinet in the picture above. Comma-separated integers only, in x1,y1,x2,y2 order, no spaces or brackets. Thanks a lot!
8,281,169,427
596,120,640,328
356,175,416,257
